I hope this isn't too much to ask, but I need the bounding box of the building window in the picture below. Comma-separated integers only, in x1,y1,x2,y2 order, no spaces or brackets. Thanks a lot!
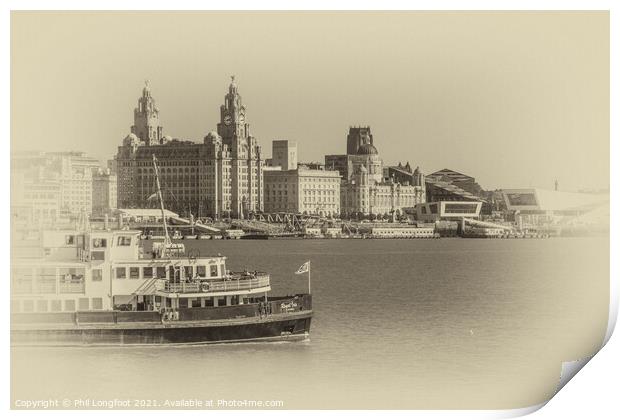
65,235,75,245
78,298,89,310
22,300,34,312
37,300,48,312
92,269,102,281
51,300,62,312
92,298,103,310
91,251,105,260
116,267,126,279
64,300,76,311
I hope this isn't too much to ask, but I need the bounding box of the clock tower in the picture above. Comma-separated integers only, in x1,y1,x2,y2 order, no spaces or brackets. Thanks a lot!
217,75,249,149
215,76,263,218
131,80,163,145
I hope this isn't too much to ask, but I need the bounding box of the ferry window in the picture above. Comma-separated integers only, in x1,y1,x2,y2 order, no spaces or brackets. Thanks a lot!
92,298,103,310
50,300,62,311
92,269,102,282
210,265,218,277
92,238,107,248
65,235,75,245
143,267,153,278
184,266,193,279
116,267,127,279
91,251,105,260
204,297,214,307
22,300,34,312
130,267,140,279
196,266,206,277
78,298,89,310
156,267,166,278
64,300,75,311
37,300,48,312
117,236,132,246
217,297,226,307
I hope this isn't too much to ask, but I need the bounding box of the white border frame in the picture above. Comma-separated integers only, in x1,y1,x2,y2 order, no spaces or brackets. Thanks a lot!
2,1,617,419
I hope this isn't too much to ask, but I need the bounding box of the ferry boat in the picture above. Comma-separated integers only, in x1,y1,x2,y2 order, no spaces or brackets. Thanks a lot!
11,156,312,346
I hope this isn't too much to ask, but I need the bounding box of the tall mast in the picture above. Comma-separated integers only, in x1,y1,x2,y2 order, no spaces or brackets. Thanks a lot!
152,154,171,248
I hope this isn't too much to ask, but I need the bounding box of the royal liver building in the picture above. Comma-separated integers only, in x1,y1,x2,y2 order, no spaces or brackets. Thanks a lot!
115,77,264,219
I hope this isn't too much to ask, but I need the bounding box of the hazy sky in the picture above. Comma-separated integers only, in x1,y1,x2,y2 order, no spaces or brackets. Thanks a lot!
11,11,609,191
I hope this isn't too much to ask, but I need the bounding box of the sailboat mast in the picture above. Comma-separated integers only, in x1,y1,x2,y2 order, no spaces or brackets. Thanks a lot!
152,155,171,245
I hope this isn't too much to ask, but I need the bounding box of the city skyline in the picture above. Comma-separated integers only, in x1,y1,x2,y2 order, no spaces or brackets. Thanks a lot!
11,11,609,191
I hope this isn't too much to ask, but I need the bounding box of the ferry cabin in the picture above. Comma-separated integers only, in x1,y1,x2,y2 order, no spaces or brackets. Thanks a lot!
11,228,271,314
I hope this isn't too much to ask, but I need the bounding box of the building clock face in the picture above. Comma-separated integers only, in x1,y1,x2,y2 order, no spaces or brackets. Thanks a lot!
224,114,232,125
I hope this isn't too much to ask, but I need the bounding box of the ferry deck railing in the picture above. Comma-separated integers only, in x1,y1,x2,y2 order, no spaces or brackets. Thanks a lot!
155,274,270,294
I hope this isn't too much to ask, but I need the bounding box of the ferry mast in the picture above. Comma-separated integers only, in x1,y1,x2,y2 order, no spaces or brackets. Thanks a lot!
152,154,172,251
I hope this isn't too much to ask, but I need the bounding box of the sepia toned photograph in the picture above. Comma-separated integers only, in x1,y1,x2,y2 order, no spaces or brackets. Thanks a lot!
9,9,612,412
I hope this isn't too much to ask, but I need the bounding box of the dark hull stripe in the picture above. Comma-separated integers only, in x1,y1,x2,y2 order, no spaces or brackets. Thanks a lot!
12,315,312,347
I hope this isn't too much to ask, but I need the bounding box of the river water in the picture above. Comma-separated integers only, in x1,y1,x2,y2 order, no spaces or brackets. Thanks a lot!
11,237,609,409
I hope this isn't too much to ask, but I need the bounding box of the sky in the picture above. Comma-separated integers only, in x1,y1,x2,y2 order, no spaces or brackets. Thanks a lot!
11,11,609,191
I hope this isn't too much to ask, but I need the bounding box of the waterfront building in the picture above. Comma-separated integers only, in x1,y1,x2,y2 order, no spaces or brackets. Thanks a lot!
501,188,609,231
263,165,341,216
115,78,264,219
427,168,485,197
425,168,492,213
414,201,483,223
11,170,62,226
92,168,117,217
327,126,425,218
11,151,101,221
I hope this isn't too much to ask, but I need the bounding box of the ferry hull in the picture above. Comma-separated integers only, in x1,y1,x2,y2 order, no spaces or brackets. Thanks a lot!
11,312,312,346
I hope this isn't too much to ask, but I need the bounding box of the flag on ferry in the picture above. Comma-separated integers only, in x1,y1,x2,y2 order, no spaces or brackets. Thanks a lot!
295,261,310,274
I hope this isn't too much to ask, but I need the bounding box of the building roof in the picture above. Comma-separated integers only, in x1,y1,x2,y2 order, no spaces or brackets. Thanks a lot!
426,178,486,202
356,143,378,155
428,168,475,183
502,188,609,212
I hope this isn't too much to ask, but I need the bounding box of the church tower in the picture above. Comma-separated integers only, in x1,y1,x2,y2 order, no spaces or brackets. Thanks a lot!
131,81,163,145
